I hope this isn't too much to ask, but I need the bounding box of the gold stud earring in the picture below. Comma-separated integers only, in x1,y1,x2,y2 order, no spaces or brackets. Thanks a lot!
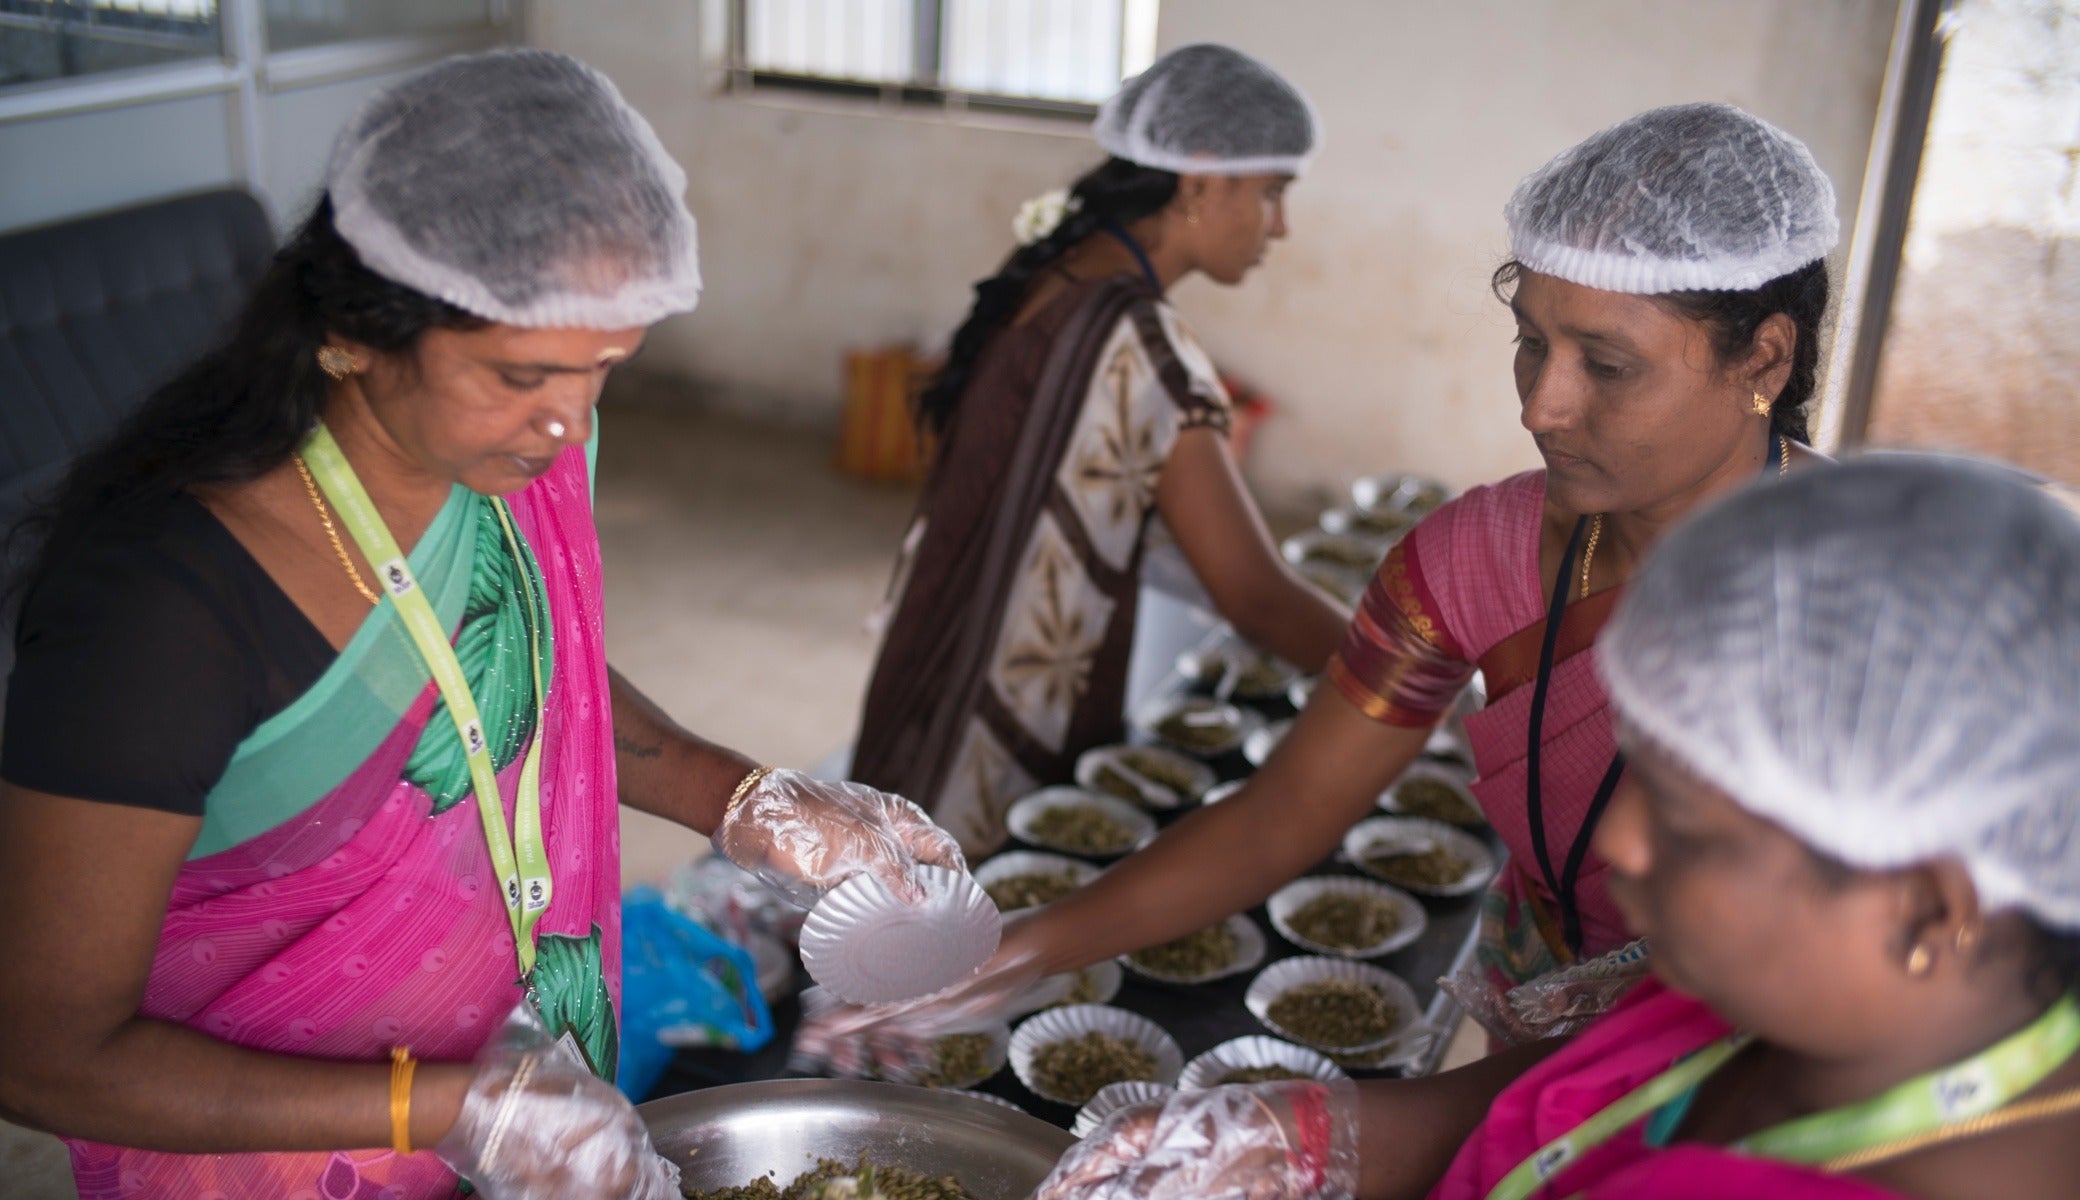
317,346,359,381
1906,943,1933,977
1751,391,1772,417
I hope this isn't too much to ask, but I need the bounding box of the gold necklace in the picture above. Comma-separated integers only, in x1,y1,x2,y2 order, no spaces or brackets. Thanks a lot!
292,453,380,606
1580,436,1791,602
1579,513,1603,602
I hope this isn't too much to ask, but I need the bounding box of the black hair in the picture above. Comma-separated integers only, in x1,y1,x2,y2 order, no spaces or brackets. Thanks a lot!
916,157,1179,435
10,197,482,595
1491,258,1831,444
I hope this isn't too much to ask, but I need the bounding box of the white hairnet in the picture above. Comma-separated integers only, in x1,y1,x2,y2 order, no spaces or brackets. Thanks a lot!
327,49,701,329
1602,455,2080,929
1093,43,1319,176
1505,102,1839,294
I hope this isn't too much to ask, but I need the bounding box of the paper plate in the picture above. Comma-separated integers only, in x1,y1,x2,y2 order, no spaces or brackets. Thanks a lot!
974,851,1102,913
1177,644,1302,703
1343,816,1498,898
1009,959,1126,1017
1280,529,1387,574
1266,875,1428,959
905,1022,1011,1089
1134,695,1264,759
941,1087,1027,1115
1296,560,1370,605
1245,956,1422,1056
1287,676,1317,711
1421,725,1474,771
1350,473,1447,517
1178,1035,1347,1090
1006,788,1157,859
1075,744,1216,810
1009,1004,1183,1106
1201,779,1246,806
1072,1080,1176,1137
1119,913,1266,986
1377,763,1484,827
798,866,1001,1005
1242,719,1291,768
1319,504,1415,544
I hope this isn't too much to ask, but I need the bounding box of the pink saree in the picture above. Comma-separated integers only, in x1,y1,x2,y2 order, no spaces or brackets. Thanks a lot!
65,444,621,1199
1429,978,1904,1199
1331,471,1630,985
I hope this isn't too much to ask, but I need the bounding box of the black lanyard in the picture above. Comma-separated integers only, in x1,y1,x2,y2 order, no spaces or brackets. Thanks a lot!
1527,435,1785,956
1101,220,1163,293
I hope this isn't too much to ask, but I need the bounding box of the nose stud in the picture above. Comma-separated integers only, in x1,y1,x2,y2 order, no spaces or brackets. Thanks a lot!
544,420,568,439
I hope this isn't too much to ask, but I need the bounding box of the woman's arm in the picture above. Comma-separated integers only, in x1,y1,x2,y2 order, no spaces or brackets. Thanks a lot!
1156,426,1350,673
0,786,472,1150
1012,688,1431,975
608,664,758,834
1353,1039,1565,1199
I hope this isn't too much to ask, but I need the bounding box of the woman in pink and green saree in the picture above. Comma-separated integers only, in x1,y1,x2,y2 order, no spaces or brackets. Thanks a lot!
0,51,963,1200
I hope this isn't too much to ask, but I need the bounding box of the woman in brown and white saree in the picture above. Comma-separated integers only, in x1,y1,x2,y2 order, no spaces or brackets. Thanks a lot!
851,44,1350,856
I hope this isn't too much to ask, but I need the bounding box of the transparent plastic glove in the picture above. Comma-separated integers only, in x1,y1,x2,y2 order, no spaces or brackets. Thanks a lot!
436,1004,680,1200
1032,1080,1360,1200
793,913,1054,1079
711,768,967,907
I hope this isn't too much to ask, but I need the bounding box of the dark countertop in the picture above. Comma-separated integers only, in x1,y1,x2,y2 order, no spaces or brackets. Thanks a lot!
654,551,1493,1128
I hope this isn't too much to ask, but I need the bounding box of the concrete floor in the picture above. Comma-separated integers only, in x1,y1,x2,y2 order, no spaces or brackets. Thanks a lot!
0,402,1477,1190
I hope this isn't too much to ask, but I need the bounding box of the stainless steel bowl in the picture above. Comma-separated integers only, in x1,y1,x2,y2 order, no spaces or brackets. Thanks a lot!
641,1079,1076,1199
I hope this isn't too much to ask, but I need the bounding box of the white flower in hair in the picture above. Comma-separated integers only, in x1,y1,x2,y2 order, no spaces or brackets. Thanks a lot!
1013,188,1082,246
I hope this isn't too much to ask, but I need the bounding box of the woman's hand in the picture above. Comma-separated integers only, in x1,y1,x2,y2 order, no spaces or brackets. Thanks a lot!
1033,1080,1359,1200
437,1005,680,1200
711,768,967,906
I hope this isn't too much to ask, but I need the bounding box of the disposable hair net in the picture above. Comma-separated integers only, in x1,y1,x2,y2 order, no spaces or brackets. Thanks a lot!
1505,102,1839,293
1093,43,1319,176
327,49,701,329
1602,456,2080,930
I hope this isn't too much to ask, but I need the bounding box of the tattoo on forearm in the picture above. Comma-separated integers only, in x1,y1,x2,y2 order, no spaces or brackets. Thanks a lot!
616,735,663,760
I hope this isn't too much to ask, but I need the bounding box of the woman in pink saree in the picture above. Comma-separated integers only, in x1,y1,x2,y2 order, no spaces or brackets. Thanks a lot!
1037,456,2080,1200
0,52,962,1200
803,103,1841,1054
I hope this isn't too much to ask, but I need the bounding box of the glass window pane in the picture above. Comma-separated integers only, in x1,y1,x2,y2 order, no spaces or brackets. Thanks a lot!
263,0,496,53
1863,0,2080,485
744,0,913,86
0,1,222,90
943,0,1129,103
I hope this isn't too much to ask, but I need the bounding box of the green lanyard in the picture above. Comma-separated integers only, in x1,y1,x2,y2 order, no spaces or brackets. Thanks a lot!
1488,993,2080,1199
300,423,553,981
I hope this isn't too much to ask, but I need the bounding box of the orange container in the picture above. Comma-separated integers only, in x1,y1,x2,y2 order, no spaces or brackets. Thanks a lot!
837,345,936,483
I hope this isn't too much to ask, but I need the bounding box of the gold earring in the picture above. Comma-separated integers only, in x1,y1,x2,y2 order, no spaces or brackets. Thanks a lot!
1751,391,1772,417
1186,209,1201,226
1955,924,1979,954
1906,943,1933,977
317,346,359,381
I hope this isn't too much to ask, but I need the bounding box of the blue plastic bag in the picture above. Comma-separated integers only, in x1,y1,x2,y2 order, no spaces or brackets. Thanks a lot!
616,886,774,1099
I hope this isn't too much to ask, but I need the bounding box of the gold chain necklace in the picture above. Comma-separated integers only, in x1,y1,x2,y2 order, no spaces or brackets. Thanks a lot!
292,453,380,606
1579,436,1792,602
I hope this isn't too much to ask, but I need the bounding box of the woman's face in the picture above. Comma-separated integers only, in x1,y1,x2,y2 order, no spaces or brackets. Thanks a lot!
1187,173,1291,285
1509,270,1768,519
1595,735,1926,1059
352,323,646,497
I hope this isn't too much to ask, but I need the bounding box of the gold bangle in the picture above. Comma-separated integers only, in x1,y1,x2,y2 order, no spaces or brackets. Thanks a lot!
389,1046,416,1155
724,765,776,826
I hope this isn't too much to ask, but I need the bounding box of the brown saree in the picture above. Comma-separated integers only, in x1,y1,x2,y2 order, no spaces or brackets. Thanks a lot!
852,274,1231,854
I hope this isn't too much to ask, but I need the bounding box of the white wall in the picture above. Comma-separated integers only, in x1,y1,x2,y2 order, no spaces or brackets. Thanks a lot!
533,0,1899,500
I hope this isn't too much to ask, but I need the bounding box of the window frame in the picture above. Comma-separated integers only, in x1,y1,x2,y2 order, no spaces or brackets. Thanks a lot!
722,0,1143,121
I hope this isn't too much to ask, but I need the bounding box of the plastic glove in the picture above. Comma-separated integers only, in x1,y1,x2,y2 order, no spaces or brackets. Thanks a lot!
792,913,1055,1079
1031,1080,1360,1200
712,768,967,907
436,1004,680,1200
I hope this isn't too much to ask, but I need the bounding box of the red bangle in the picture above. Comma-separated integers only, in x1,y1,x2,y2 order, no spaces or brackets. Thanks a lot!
1284,1085,1335,1194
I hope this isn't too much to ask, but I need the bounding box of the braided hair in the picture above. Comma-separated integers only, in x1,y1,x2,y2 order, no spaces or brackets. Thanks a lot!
917,157,1179,435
